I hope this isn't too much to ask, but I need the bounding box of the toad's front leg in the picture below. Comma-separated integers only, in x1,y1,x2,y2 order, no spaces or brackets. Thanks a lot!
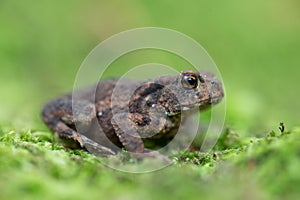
111,113,171,163
41,98,116,156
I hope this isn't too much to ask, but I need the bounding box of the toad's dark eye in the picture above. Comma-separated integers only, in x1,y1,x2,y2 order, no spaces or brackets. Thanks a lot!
181,74,198,89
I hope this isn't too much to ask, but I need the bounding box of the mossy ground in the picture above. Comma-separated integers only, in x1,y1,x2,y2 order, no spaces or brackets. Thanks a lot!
1,123,299,200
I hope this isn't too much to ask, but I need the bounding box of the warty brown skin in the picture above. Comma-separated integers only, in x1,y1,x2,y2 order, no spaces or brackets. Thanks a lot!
41,70,224,159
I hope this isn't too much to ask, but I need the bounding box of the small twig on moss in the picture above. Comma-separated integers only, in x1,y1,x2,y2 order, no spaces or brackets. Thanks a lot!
279,122,285,133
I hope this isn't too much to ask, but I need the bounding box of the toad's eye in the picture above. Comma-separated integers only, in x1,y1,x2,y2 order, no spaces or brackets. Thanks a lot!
181,74,198,89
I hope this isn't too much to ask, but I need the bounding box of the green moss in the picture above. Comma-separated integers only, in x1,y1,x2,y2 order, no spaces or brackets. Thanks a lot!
0,124,299,199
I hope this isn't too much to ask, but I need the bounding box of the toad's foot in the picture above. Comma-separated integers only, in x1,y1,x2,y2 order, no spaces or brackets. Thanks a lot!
130,148,172,164
80,135,116,156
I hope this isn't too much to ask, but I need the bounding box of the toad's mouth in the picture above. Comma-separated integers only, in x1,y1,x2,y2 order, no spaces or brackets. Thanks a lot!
181,97,223,111
209,96,223,105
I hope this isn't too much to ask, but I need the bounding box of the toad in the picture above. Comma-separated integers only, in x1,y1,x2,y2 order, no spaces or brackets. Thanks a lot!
41,70,224,160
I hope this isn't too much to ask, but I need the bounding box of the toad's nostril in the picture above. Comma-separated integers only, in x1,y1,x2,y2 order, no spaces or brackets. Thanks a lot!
198,75,205,83
208,93,212,99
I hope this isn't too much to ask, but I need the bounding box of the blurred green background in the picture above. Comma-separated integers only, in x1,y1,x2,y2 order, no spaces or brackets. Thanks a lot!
1,0,300,199
1,0,299,132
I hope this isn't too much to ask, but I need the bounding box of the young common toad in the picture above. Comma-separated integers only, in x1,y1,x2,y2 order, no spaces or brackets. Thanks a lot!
42,70,224,159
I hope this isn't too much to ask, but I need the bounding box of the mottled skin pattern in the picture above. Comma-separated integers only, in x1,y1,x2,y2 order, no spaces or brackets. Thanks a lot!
41,71,224,160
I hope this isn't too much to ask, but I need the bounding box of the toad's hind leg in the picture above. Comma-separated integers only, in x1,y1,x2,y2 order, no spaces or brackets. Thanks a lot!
41,98,116,156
